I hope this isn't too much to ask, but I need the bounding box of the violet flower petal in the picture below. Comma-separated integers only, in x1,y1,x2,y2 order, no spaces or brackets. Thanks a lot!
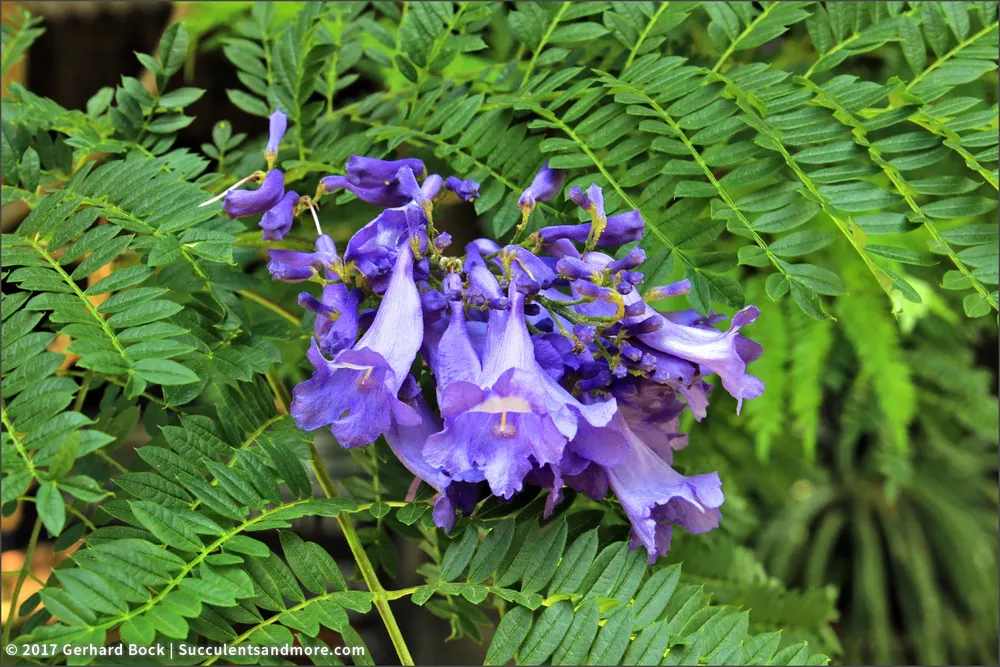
266,233,337,283
322,155,427,207
445,175,481,201
259,190,299,241
519,162,566,208
604,414,724,562
224,169,284,219
266,109,288,156
291,247,423,447
385,387,478,532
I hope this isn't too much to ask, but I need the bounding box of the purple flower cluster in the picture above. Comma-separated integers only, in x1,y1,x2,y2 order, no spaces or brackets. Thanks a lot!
239,122,763,561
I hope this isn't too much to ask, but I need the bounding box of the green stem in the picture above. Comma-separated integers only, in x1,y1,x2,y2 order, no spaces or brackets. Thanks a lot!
419,1,468,83
265,368,291,414
803,79,998,311
711,2,777,73
2,516,42,644
201,581,421,667
308,442,414,665
594,79,799,304
624,2,670,71
521,2,570,88
528,103,678,253
73,370,95,412
96,450,128,475
907,19,999,91
325,11,343,116
385,586,419,601
710,75,898,303
26,238,128,359
189,414,284,513
237,290,301,327
65,370,170,409
2,407,37,481
803,8,919,80
17,496,98,531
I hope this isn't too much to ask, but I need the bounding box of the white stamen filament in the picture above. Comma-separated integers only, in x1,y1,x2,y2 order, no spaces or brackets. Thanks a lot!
307,199,323,236
197,172,258,207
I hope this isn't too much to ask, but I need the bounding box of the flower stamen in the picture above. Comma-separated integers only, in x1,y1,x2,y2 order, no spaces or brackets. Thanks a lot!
197,171,262,207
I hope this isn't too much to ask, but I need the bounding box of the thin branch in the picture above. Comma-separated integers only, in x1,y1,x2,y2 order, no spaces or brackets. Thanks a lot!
1,516,42,643
625,2,670,71
521,2,570,88
309,442,414,665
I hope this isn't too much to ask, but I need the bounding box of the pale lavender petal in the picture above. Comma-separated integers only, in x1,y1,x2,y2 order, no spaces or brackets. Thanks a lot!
626,302,764,412
599,210,644,247
423,299,482,389
309,284,361,356
604,414,724,562
291,248,422,447
385,387,478,531
424,368,566,498
353,247,423,391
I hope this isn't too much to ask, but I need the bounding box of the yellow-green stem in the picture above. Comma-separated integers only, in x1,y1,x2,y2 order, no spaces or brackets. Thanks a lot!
2,516,42,644
308,442,414,665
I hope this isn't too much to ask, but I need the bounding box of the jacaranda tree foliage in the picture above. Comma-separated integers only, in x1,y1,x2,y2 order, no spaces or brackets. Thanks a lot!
1,2,997,665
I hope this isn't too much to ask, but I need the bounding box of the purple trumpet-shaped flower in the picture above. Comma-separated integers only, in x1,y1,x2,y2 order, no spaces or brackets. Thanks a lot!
565,255,761,413
291,247,423,447
445,176,480,202
538,184,644,248
425,282,619,498
259,190,299,241
603,413,724,562
426,367,565,495
556,256,601,282
266,109,288,158
464,241,507,348
612,376,690,463
424,283,563,494
502,246,557,290
264,152,765,551
574,324,597,343
624,298,764,413
224,169,285,219
343,171,441,291
322,155,426,207
629,343,713,420
546,238,581,259
422,274,483,395
267,234,338,283
397,169,442,210
299,283,362,357
519,162,565,209
608,247,646,273
386,378,479,531
344,206,409,292
644,279,692,301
